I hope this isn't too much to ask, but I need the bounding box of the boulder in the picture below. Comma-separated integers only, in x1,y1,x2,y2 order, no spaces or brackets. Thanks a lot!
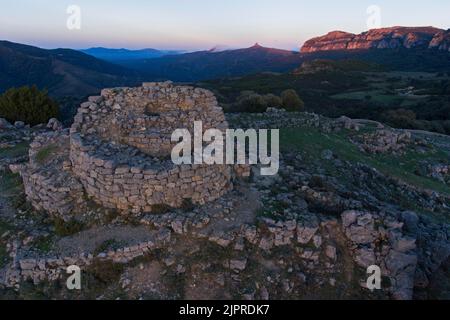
14,121,25,128
0,118,13,129
47,118,63,131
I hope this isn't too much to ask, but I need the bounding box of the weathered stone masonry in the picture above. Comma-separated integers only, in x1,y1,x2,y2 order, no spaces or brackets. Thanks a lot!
19,131,86,217
19,82,245,216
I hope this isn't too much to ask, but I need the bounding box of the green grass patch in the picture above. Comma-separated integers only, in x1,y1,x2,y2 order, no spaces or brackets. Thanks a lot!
0,220,12,235
87,259,124,285
35,144,59,165
0,141,29,160
53,218,85,236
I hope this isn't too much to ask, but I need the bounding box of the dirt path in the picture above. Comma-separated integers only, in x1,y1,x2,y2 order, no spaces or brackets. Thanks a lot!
203,184,261,234
53,225,159,257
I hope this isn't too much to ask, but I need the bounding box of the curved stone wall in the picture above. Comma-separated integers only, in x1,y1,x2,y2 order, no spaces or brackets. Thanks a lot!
20,131,86,218
71,81,228,157
70,134,232,212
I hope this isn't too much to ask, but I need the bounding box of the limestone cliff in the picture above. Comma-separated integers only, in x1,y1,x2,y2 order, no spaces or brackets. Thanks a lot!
301,26,450,53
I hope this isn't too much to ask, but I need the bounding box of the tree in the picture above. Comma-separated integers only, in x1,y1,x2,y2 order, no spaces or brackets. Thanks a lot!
0,86,59,126
382,108,417,128
281,89,304,111
263,94,283,109
236,92,268,113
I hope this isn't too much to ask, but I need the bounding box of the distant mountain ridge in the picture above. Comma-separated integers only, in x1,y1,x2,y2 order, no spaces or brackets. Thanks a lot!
118,43,303,81
0,41,142,97
80,47,184,61
2,26,450,97
301,26,450,53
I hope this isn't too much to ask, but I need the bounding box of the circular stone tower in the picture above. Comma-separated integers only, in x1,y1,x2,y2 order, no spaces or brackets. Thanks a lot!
69,82,233,213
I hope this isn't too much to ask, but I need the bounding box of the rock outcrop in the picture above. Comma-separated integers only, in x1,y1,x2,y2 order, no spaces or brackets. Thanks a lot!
301,27,450,53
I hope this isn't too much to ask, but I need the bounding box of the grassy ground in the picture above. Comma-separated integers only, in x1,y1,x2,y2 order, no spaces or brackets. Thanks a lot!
0,171,22,268
0,219,12,268
0,170,24,206
35,144,59,165
0,142,29,160
330,90,428,107
280,127,450,196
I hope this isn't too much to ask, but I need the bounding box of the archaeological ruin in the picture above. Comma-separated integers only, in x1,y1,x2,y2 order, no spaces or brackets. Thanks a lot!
18,82,249,218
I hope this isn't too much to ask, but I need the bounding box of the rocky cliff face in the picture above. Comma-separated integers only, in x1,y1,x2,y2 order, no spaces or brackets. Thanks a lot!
301,27,450,53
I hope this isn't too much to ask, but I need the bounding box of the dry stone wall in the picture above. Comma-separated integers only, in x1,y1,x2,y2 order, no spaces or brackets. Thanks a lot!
19,82,238,217
19,130,86,218
70,134,232,211
69,82,234,212
71,81,228,157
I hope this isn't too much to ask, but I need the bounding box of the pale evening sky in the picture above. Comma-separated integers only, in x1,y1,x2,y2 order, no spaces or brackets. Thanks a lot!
0,0,449,51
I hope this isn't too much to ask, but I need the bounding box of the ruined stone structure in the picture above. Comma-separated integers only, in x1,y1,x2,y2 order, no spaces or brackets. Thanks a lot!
20,131,86,216
19,82,243,217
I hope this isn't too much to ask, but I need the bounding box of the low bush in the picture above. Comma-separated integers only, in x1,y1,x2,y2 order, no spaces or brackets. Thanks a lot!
0,85,59,126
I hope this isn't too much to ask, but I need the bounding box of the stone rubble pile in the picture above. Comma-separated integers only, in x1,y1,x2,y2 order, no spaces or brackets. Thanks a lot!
425,163,450,185
353,129,415,154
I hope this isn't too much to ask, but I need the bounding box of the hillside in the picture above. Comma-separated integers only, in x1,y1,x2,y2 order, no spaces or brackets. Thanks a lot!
201,60,450,134
299,48,450,73
0,41,142,97
117,44,304,81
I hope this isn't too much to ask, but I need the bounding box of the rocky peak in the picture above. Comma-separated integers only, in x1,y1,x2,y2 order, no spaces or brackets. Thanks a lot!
301,26,450,53
302,31,355,52
429,29,450,51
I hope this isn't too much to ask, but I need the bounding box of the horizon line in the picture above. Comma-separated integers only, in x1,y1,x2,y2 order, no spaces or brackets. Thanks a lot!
2,24,449,53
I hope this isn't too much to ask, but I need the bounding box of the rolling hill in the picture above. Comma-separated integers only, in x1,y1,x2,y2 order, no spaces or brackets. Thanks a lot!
80,47,183,62
117,43,304,82
0,41,142,97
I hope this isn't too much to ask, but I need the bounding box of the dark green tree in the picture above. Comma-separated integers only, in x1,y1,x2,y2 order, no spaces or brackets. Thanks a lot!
281,89,305,111
236,92,268,113
0,85,59,125
263,94,283,109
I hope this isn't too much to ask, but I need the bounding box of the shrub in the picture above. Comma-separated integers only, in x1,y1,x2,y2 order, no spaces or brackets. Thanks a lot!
281,89,305,111
263,94,283,109
236,92,268,113
0,86,59,126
